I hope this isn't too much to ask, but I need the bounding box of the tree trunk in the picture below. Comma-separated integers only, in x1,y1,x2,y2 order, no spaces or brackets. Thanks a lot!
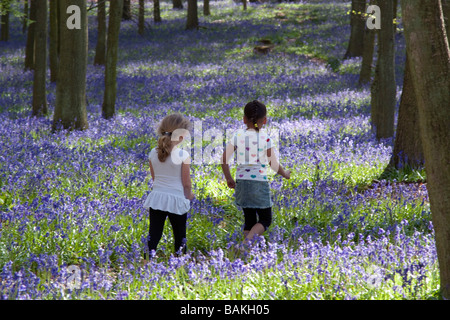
122,0,131,20
401,0,450,300
53,0,88,131
173,0,183,10
102,0,123,120
358,26,376,86
390,54,424,168
22,0,28,34
203,0,210,16
343,0,366,59
24,0,36,70
49,0,59,82
443,0,450,38
186,0,198,30
243,0,247,11
139,0,145,35
32,0,47,116
153,0,161,23
1,0,10,41
94,0,106,65
370,0,396,140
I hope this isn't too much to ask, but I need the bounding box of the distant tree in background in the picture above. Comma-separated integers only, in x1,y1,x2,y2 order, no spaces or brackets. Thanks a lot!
123,0,131,20
102,0,123,120
154,0,161,23
401,0,450,300
24,0,36,70
139,0,145,34
94,0,106,65
204,0,210,16
0,0,10,41
53,0,89,130
173,0,183,10
49,0,59,82
186,0,198,30
358,0,376,86
32,0,47,116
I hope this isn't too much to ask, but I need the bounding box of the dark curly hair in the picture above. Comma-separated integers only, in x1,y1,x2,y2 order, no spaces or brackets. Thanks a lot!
244,100,267,132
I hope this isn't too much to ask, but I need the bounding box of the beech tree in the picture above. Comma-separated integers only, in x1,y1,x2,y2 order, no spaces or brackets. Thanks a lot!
139,0,145,35
401,0,450,299
0,0,10,42
186,0,198,30
344,0,366,59
53,0,88,130
49,0,59,82
370,0,396,140
389,54,423,169
24,0,36,70
32,0,47,116
94,0,106,65
173,0,183,10
102,0,123,120
154,0,161,23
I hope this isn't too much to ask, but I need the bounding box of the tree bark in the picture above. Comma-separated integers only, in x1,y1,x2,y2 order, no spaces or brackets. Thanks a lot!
344,0,366,59
139,0,145,35
173,0,183,10
1,0,10,41
24,0,36,70
370,0,396,140
204,0,210,16
186,0,198,30
94,0,106,65
358,26,376,86
390,54,424,168
154,0,161,23
443,0,450,38
401,0,450,299
102,0,123,120
22,0,28,34
32,0,47,116
53,0,89,131
49,0,59,82
122,0,131,20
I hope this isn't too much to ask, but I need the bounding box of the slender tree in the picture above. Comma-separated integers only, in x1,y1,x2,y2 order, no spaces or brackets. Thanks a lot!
186,0,198,30
24,0,36,70
94,0,106,65
204,0,210,16
370,0,396,140
32,0,47,116
154,0,161,23
53,0,88,131
1,0,10,41
358,25,376,86
22,0,28,34
123,0,131,20
173,0,183,10
49,0,59,82
401,0,450,299
102,0,123,119
139,0,145,35
344,0,366,59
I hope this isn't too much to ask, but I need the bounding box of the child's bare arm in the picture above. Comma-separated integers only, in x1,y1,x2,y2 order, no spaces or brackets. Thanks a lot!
149,160,155,181
221,143,236,188
181,162,194,200
267,148,290,179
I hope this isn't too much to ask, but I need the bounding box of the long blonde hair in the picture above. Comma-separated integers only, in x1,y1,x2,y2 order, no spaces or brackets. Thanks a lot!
156,113,191,162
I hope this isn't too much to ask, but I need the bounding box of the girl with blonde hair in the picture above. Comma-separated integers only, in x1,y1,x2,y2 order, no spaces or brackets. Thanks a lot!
143,113,194,256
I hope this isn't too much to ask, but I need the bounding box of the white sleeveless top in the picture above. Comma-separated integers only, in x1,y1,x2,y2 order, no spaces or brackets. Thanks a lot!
143,148,190,215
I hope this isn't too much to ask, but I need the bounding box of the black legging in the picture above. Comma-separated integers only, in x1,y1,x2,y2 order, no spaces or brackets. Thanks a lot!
148,208,187,255
243,207,272,231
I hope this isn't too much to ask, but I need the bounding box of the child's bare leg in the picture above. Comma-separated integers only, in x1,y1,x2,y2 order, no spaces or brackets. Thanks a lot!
245,223,265,241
